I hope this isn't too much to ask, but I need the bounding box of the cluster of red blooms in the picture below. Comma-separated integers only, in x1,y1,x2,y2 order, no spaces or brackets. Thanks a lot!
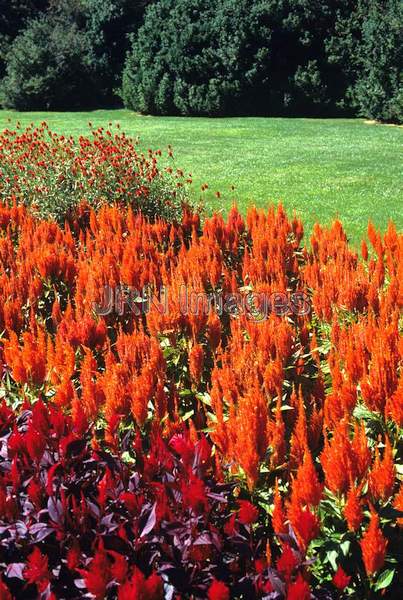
0,123,188,222
0,401,332,600
0,126,402,598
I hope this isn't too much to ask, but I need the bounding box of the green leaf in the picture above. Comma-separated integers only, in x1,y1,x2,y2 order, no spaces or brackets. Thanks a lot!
207,412,218,423
181,409,194,421
121,451,135,464
396,463,403,476
326,550,338,571
374,569,395,591
197,392,212,406
340,540,350,556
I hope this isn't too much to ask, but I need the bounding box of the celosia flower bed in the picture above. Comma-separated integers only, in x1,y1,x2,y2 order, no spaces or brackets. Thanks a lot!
0,126,402,599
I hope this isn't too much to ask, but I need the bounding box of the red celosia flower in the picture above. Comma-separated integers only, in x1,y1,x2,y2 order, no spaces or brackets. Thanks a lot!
368,437,395,502
24,547,50,593
332,565,351,590
81,549,110,599
26,423,46,461
292,450,323,507
109,551,128,583
118,568,163,599
360,512,388,576
276,544,299,582
207,579,230,600
238,500,259,525
120,491,144,515
46,463,61,496
297,507,320,549
169,432,195,465
288,498,320,552
31,399,50,435
286,573,310,600
344,485,363,532
8,426,25,456
98,467,114,509
254,557,267,574
27,477,42,507
181,473,208,513
189,343,204,383
66,542,81,571
0,579,12,600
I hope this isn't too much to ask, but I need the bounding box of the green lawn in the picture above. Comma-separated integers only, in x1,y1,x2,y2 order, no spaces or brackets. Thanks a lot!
0,109,402,243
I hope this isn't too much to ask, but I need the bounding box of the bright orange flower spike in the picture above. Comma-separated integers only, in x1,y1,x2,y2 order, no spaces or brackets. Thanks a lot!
360,512,388,576
292,449,323,507
344,485,364,532
287,495,320,552
321,419,359,495
386,377,403,427
368,437,396,502
289,391,309,469
189,343,204,384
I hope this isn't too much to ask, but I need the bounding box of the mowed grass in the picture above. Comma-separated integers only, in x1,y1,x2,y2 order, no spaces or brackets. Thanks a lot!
0,109,401,244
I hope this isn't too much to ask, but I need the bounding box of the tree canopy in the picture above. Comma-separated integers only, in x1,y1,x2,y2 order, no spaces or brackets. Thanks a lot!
0,0,401,122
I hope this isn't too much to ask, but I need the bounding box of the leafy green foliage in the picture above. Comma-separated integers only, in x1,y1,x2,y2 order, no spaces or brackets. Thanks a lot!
122,0,274,116
122,0,402,121
328,0,403,123
0,123,192,223
352,1,402,123
122,0,354,117
0,13,95,110
0,0,149,109
0,0,49,77
80,0,150,104
0,0,401,121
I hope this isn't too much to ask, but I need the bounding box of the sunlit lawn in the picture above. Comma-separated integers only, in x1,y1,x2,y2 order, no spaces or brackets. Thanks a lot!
0,109,401,243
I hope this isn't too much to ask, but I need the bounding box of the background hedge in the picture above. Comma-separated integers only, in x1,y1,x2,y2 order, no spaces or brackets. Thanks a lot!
0,0,401,122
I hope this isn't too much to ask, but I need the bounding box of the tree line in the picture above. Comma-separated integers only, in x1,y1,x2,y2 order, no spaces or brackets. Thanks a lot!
0,0,401,122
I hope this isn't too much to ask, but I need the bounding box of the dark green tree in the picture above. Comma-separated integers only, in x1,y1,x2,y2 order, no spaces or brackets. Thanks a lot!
81,0,150,104
0,0,151,109
122,0,402,120
328,0,402,123
122,0,275,116
121,0,360,117
0,12,95,109
1,0,400,120
0,1,49,77
272,0,355,115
